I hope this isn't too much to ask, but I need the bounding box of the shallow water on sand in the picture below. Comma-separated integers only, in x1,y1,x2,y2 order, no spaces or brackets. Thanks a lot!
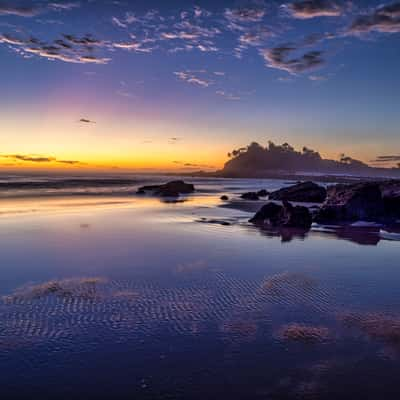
0,177,399,399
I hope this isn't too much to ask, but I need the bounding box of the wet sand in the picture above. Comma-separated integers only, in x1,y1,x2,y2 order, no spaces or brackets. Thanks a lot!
0,177,399,399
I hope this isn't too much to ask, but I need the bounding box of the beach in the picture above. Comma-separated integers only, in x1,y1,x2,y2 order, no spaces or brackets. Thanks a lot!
0,175,399,398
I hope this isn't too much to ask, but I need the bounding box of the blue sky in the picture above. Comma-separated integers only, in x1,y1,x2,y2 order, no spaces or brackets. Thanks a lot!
0,0,399,170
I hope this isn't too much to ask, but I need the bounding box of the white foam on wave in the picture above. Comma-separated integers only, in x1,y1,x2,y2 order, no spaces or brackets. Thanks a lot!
380,230,400,241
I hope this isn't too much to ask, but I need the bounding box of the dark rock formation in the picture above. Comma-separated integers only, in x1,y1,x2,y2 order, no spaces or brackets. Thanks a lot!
257,189,269,197
250,201,312,229
220,195,229,201
136,189,146,195
138,180,195,197
241,192,259,200
269,181,327,203
314,182,385,223
380,181,400,219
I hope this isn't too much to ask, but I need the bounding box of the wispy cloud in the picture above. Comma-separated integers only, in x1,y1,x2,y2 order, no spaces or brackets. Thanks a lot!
1,154,56,163
58,159,85,165
0,2,80,17
224,3,266,24
0,32,110,64
112,37,154,53
174,71,213,87
79,118,96,124
216,90,241,101
0,153,84,165
173,160,215,169
371,155,400,163
169,137,182,144
0,4,42,17
284,0,343,19
260,46,325,74
48,2,80,12
348,2,400,35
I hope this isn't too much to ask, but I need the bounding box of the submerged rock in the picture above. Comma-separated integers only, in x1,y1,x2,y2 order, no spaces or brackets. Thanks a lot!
269,181,327,203
138,180,195,196
196,217,232,226
241,192,259,200
314,182,385,223
278,323,330,343
250,201,312,229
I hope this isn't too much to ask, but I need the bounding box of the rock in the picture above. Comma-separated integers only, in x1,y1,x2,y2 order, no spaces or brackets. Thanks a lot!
220,195,229,201
314,182,385,223
136,189,146,195
159,188,180,197
138,180,195,196
241,192,259,200
269,181,327,203
281,201,313,228
380,180,400,219
249,201,312,229
249,202,283,225
197,218,232,226
257,189,269,197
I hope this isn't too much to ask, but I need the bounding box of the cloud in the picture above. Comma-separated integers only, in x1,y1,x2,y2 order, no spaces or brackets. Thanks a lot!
285,0,343,19
174,71,213,87
79,118,96,123
0,33,24,45
370,155,400,163
0,4,42,17
348,2,400,34
116,86,135,98
216,90,241,101
48,2,80,11
1,154,56,163
173,160,215,169
235,26,273,57
112,39,153,53
0,32,111,64
0,154,84,165
225,3,266,24
194,6,211,19
168,137,182,144
57,159,84,165
160,20,220,52
309,74,328,81
0,2,80,17
112,16,127,28
260,46,324,74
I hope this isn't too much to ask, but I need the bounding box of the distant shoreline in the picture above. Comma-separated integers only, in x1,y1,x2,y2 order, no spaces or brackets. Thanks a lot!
167,170,400,185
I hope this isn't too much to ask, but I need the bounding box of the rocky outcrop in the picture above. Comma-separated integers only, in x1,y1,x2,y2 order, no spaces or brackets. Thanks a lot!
314,182,385,223
269,181,327,203
138,180,195,197
250,201,312,229
257,189,269,197
380,181,400,219
241,192,259,200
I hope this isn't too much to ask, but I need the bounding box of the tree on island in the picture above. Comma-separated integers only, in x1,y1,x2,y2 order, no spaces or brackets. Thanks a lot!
221,141,399,178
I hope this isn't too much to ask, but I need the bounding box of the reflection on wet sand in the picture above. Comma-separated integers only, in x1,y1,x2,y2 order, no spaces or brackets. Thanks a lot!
0,178,399,398
277,323,330,343
2,266,400,398
248,223,400,245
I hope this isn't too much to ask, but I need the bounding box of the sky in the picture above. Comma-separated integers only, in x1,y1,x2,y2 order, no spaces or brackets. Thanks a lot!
0,0,400,172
